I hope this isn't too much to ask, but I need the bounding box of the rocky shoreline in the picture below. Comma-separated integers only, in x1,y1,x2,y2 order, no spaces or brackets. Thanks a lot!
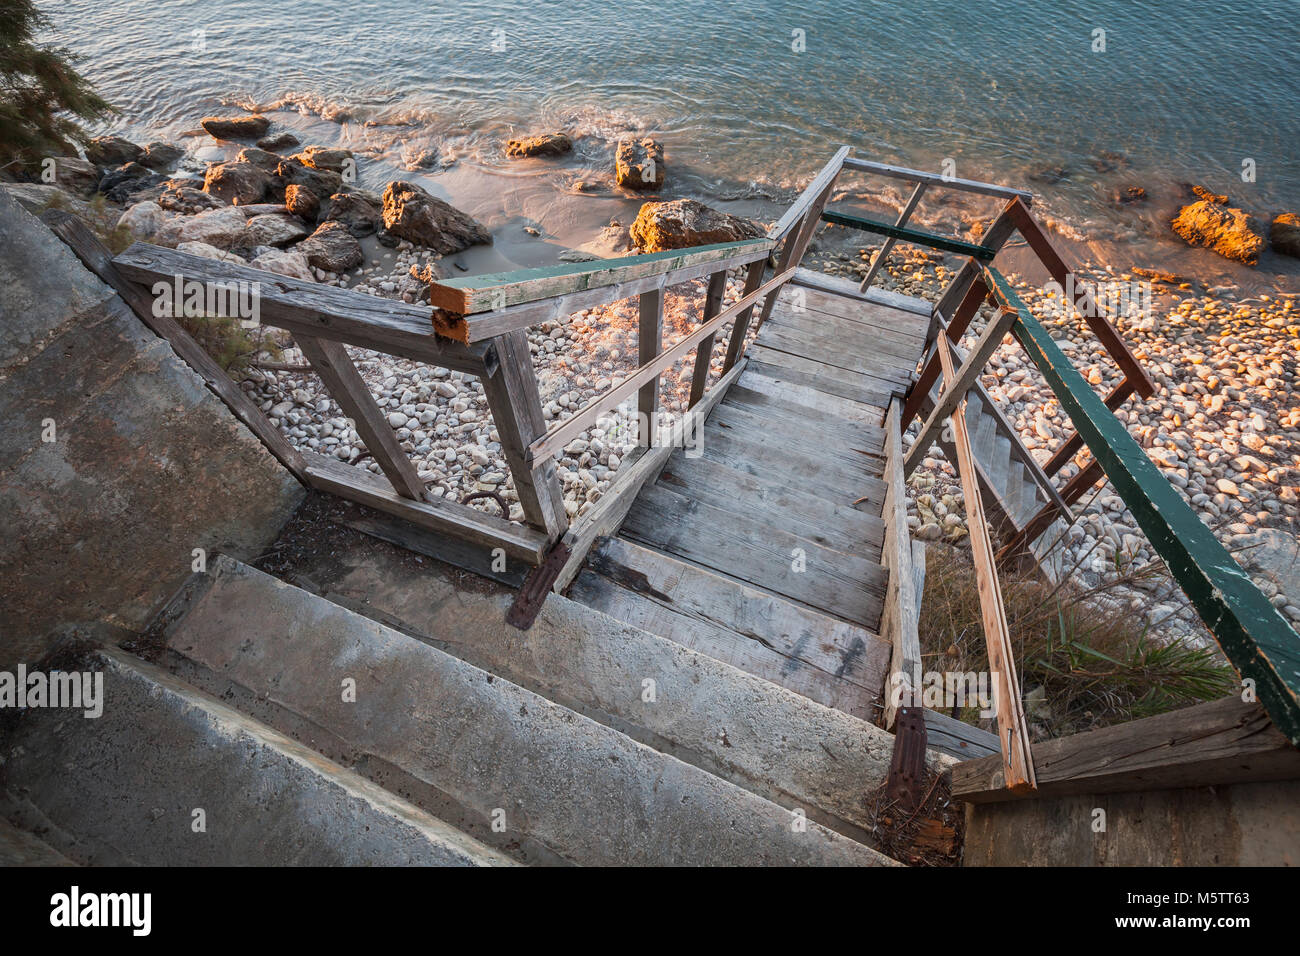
7,111,1297,646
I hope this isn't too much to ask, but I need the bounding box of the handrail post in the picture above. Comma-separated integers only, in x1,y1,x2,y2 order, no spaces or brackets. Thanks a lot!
480,329,569,541
721,260,766,373
637,287,664,446
688,270,728,408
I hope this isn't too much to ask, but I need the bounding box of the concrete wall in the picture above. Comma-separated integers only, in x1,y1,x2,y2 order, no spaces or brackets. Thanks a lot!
0,189,304,666
963,779,1300,866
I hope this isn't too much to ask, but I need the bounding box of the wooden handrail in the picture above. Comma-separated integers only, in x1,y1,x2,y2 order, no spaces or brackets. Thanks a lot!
429,238,773,315
768,145,851,240
937,334,1037,792
841,156,1034,201
524,266,797,465
821,210,999,260
991,265,1300,746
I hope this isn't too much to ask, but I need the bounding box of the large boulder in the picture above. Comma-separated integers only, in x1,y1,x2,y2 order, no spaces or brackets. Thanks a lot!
203,160,271,205
505,132,572,158
157,205,248,250
296,220,363,272
85,135,143,167
274,157,342,204
97,162,162,203
380,180,490,253
629,199,764,252
284,183,321,222
325,190,382,236
249,248,315,282
200,115,272,140
48,157,100,195
1171,189,1266,264
1269,213,1300,258
292,145,354,173
615,137,665,190
243,212,310,248
139,141,184,170
256,131,300,152
116,201,167,240
235,147,284,172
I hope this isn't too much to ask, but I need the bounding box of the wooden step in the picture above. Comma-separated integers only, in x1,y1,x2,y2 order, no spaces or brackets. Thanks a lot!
738,367,885,425
972,400,998,458
691,427,885,508
988,434,1012,490
1003,461,1027,518
722,383,879,441
657,453,886,552
747,349,900,409
759,315,924,369
572,536,891,719
705,401,886,475
621,482,887,630
766,304,930,358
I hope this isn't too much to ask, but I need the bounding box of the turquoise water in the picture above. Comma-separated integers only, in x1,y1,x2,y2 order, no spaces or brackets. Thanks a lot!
44,0,1300,275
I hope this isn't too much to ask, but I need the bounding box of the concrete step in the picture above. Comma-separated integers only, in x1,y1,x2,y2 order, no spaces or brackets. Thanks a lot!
0,648,513,866
158,556,897,866
253,534,930,847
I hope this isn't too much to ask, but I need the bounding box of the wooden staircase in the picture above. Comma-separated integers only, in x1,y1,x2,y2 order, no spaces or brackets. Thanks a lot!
568,277,930,724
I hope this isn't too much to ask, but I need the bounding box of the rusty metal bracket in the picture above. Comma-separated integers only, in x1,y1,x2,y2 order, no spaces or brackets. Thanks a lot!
884,706,929,814
461,490,511,516
505,538,572,630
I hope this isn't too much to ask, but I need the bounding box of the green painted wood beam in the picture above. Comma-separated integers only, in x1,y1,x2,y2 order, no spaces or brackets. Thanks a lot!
820,210,998,260
985,265,1300,746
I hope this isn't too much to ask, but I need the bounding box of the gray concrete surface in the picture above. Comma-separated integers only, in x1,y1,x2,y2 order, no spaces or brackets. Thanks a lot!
270,536,950,846
0,190,303,667
0,817,76,866
0,648,513,866
163,556,897,866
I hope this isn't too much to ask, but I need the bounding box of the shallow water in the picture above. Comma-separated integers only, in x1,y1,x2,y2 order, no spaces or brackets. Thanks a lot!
46,0,1300,286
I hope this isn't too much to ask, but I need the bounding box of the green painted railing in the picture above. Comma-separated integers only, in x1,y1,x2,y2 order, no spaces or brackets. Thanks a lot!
984,266,1300,745
820,210,998,260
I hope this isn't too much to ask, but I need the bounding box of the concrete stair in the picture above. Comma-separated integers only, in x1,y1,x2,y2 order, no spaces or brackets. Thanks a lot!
0,647,512,866
148,555,900,865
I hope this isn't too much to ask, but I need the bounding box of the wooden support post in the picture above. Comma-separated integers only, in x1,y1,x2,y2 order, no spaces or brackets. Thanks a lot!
637,287,664,446
479,330,569,541
880,398,922,729
859,181,927,292
753,177,837,334
721,259,766,373
937,337,1037,792
688,270,728,408
295,335,427,500
903,308,1017,478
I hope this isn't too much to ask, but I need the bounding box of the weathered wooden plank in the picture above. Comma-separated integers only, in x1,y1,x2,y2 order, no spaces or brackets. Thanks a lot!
550,357,749,593
923,709,1001,761
621,482,887,630
295,335,427,501
822,210,998,260
113,242,489,373
428,238,773,314
704,401,887,475
990,265,1300,744
880,398,922,729
569,567,880,719
637,287,664,445
789,267,933,317
842,156,1034,201
746,347,900,407
479,329,568,539
721,383,883,439
584,534,890,711
737,367,885,426
937,333,1036,791
43,211,308,482
753,178,838,334
658,459,885,555
764,304,929,361
768,146,851,240
526,266,796,465
721,260,769,373
691,427,886,507
753,327,918,386
688,270,728,407
339,513,528,589
301,451,549,564
952,696,1300,803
